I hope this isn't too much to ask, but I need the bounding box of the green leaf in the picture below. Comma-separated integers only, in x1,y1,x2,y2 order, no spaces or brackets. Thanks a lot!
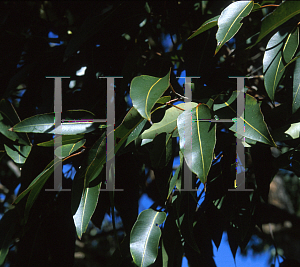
156,96,171,104
130,71,171,122
73,183,101,239
37,134,84,147
125,119,147,147
0,99,31,146
215,92,276,146
177,104,216,183
252,1,300,47
188,15,219,40
14,160,54,204
130,209,166,267
4,144,31,164
293,56,300,113
263,28,299,101
54,139,86,159
85,107,143,185
10,110,104,135
150,133,173,169
141,102,198,139
272,122,300,141
168,151,184,199
215,1,253,55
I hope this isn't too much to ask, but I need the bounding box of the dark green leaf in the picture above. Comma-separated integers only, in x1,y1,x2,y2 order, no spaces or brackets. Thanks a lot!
0,99,31,145
4,144,31,164
188,15,219,40
130,71,170,122
263,28,299,101
178,103,216,184
150,133,172,169
293,56,300,113
215,1,253,54
37,134,84,147
252,1,300,47
130,209,166,267
73,183,101,239
141,102,198,139
54,139,86,159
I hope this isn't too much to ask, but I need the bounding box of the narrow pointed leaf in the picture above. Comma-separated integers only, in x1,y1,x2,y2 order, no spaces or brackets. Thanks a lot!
156,96,171,104
0,99,31,145
293,56,300,113
252,1,300,47
4,144,31,164
168,151,184,198
177,104,216,183
130,71,170,121
125,119,147,147
37,134,84,147
263,28,299,101
130,209,166,267
141,102,198,139
188,15,219,40
215,1,253,54
10,110,104,135
73,183,101,239
54,139,86,159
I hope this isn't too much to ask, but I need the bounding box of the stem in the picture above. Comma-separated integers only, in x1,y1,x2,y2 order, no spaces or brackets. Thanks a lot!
260,4,279,8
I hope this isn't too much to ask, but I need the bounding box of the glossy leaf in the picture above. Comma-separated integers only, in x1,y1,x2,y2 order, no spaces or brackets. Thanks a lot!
130,71,170,122
177,104,216,183
141,102,198,139
215,92,276,146
10,110,104,135
37,134,84,147
150,133,172,169
188,15,219,40
252,1,300,47
263,28,299,101
293,56,300,113
73,183,101,239
215,1,253,54
130,209,166,267
0,99,31,146
54,139,86,159
272,122,300,141
4,144,31,164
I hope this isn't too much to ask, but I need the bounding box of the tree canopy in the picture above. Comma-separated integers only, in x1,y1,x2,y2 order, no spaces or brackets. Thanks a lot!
1,1,300,266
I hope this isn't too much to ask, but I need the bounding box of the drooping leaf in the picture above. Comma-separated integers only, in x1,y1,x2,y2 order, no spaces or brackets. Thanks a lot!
252,1,300,47
130,71,170,122
263,27,299,101
215,1,253,55
141,102,198,139
0,99,31,145
54,139,86,159
293,56,300,113
150,133,173,169
37,134,84,147
4,144,31,164
73,183,101,239
130,209,166,267
177,104,216,184
168,151,184,198
188,15,219,40
9,110,104,135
